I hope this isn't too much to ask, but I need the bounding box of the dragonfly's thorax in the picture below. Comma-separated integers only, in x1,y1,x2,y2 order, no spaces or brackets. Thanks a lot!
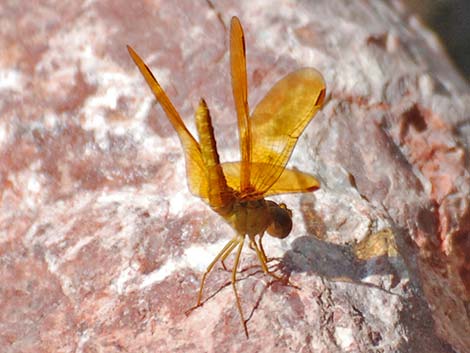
226,199,272,237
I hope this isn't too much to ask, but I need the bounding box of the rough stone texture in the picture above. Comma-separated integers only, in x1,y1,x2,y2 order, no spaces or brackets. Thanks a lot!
0,1,469,352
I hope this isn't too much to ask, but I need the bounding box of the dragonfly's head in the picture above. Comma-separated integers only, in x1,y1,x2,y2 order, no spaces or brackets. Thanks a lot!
266,201,293,239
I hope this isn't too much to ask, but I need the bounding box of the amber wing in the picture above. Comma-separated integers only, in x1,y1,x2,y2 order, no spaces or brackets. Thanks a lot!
230,16,252,191
127,45,211,203
224,68,326,199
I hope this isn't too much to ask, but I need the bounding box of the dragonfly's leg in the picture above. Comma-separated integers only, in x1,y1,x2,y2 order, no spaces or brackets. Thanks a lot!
257,235,268,264
220,237,239,271
194,237,238,307
249,236,269,274
231,235,249,338
251,235,298,287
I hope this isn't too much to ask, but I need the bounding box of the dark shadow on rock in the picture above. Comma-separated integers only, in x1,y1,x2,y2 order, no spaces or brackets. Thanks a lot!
281,235,402,288
277,234,454,352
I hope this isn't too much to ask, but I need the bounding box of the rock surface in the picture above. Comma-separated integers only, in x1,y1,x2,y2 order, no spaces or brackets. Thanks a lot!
0,1,469,352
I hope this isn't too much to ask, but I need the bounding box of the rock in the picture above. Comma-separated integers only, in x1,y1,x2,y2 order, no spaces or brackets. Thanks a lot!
1,0,468,352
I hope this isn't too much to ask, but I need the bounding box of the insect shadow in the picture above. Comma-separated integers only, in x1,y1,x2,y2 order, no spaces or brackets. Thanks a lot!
281,235,403,289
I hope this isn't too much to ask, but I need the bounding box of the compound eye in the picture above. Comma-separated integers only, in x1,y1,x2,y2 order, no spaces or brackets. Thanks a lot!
266,202,293,239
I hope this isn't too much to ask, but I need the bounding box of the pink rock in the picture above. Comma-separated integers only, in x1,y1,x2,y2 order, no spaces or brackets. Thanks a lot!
1,1,468,352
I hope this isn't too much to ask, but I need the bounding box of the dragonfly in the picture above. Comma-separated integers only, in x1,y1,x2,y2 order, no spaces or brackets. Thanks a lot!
127,16,326,337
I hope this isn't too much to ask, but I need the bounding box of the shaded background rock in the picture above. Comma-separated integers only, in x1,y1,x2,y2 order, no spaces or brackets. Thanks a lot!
405,0,470,81
0,1,469,352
